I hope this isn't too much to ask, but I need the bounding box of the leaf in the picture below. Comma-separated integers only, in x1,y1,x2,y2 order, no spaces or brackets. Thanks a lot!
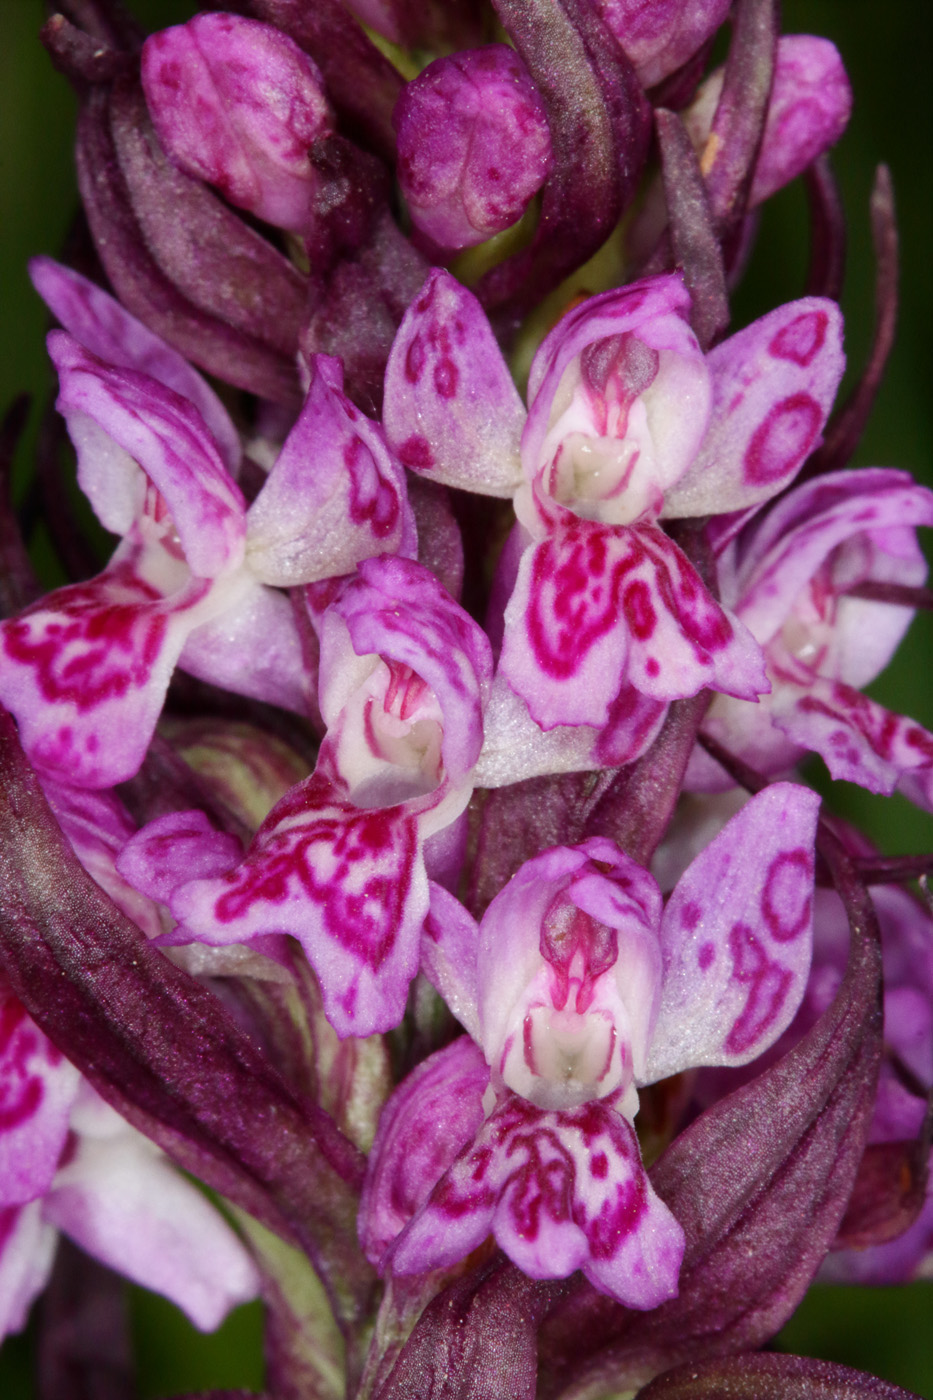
635,1352,918,1399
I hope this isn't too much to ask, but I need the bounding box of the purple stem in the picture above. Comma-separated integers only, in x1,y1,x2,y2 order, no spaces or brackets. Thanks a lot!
804,165,899,476
804,154,847,302
655,109,729,350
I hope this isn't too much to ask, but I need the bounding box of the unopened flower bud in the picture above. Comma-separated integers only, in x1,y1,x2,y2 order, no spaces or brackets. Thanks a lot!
394,45,552,252
592,0,731,89
141,13,332,233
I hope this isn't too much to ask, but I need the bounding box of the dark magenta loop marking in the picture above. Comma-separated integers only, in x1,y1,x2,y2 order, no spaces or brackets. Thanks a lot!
724,922,792,1056
761,848,812,943
768,309,829,367
743,392,823,486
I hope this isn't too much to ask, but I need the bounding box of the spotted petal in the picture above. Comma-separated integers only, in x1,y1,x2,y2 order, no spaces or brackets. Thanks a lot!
383,269,525,496
0,992,80,1208
663,299,845,518
391,1095,684,1309
772,679,933,809
645,783,820,1082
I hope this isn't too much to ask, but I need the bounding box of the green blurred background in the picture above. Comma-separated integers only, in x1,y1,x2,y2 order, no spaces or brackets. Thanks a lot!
0,0,930,1394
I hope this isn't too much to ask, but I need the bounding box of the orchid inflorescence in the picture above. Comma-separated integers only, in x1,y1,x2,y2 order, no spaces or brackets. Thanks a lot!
0,2,930,1397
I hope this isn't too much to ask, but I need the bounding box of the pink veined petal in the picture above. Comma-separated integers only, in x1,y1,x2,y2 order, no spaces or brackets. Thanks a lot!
383,269,526,496
0,1202,57,1342
0,992,81,1208
499,522,766,732
116,810,244,907
420,882,482,1040
393,1096,684,1308
50,334,246,580
771,680,933,808
522,274,698,486
359,1036,489,1271
44,1132,259,1331
247,355,413,586
663,298,845,518
171,780,430,1037
646,783,821,1082
0,551,220,788
733,469,933,650
29,257,241,476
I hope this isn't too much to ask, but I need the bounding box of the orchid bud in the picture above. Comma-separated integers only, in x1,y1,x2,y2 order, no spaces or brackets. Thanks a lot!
141,13,333,233
683,36,852,209
592,0,731,89
393,46,552,252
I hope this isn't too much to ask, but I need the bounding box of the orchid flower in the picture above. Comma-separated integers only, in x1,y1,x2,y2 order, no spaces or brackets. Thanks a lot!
119,555,492,1037
690,469,933,807
0,261,413,789
383,268,845,784
360,782,820,1302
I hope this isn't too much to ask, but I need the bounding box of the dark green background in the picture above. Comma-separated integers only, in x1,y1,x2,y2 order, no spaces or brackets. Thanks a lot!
1,1,930,1394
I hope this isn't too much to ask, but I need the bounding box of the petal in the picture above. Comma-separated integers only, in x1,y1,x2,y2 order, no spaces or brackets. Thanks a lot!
383,269,526,496
420,882,482,1040
734,468,933,651
172,782,429,1037
475,671,668,787
772,679,933,807
29,257,241,477
663,298,845,517
394,1097,684,1308
499,524,766,731
45,1133,259,1331
647,783,820,1081
116,810,243,907
0,553,220,788
359,1037,488,1270
50,334,246,579
0,1202,57,1341
522,274,701,488
41,778,164,940
323,554,493,785
0,994,81,1208
178,575,314,715
247,355,412,585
